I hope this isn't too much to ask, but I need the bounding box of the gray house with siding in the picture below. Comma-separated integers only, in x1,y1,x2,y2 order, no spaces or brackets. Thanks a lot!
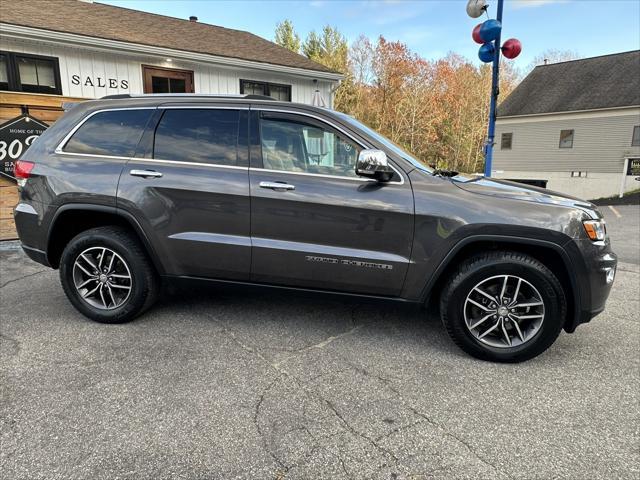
493,50,640,199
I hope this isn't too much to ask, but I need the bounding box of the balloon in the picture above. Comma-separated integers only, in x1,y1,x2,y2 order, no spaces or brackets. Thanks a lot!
466,0,488,18
472,24,484,44
501,38,522,59
478,43,496,63
479,19,502,43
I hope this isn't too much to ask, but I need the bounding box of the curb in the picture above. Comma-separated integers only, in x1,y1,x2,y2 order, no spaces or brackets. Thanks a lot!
0,240,22,251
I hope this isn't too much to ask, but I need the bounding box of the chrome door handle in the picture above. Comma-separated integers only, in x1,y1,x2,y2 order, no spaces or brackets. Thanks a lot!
130,169,163,178
259,181,295,191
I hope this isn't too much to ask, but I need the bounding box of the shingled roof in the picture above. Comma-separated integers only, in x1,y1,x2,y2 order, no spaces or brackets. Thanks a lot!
498,50,640,117
1,0,338,75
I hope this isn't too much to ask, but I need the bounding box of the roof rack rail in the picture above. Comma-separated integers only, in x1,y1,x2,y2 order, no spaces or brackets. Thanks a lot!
101,94,132,99
243,95,275,101
100,93,276,101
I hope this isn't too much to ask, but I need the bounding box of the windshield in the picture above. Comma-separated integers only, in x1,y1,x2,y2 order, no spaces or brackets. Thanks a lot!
332,111,433,173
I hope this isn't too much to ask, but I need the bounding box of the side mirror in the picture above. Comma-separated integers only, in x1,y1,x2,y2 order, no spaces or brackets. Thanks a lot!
356,149,394,182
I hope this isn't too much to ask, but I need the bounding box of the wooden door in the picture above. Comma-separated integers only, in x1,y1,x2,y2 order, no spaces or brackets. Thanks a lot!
142,65,194,94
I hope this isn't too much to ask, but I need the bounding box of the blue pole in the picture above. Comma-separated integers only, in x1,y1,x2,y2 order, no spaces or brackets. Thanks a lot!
484,0,504,177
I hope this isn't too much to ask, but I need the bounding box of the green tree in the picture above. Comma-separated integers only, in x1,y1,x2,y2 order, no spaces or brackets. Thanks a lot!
302,31,322,60
302,26,348,72
274,19,300,53
302,26,354,112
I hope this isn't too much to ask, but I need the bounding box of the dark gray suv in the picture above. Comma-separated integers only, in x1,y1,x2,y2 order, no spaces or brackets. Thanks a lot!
13,94,617,362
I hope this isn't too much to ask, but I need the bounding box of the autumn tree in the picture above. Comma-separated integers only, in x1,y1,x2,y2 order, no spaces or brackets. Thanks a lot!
273,21,523,173
274,20,301,53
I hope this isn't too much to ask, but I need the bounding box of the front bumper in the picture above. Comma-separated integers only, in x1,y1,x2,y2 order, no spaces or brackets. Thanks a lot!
21,244,50,267
564,237,617,332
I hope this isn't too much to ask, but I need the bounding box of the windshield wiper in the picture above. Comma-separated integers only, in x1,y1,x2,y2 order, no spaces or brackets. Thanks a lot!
431,168,459,177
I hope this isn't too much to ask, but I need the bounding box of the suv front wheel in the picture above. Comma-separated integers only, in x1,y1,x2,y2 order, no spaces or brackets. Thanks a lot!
440,251,566,362
59,226,159,323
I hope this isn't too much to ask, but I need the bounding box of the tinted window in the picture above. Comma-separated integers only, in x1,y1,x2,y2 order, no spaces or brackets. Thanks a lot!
260,117,359,177
64,110,152,157
154,109,240,166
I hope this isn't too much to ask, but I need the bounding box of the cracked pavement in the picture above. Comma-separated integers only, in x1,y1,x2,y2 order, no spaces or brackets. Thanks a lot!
1,205,639,479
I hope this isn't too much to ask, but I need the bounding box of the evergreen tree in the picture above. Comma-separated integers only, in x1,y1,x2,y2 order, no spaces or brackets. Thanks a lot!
302,31,322,60
274,20,300,53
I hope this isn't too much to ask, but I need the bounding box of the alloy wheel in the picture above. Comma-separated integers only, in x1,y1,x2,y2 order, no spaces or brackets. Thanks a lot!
72,247,133,310
463,274,545,348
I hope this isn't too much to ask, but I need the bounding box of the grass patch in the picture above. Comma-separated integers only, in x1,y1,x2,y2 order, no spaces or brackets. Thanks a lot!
590,188,640,206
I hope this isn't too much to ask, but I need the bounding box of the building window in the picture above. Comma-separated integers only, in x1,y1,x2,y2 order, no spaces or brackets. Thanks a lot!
501,132,513,150
0,54,8,91
632,126,640,146
559,129,574,149
240,80,291,101
0,51,62,95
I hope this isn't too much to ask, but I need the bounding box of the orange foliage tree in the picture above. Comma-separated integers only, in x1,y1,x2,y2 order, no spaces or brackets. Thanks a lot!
275,22,521,173
338,37,520,173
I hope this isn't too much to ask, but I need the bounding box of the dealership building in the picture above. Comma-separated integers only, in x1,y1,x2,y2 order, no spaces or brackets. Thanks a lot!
492,51,640,200
0,0,342,239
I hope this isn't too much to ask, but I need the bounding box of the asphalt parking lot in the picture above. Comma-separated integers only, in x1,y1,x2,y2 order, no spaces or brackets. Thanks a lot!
1,205,638,480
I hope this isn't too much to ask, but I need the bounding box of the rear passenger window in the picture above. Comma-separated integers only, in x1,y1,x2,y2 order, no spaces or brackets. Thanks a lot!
64,110,152,157
154,109,240,166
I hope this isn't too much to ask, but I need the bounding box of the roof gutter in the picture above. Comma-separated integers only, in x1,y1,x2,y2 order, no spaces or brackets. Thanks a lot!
0,23,344,82
498,104,640,120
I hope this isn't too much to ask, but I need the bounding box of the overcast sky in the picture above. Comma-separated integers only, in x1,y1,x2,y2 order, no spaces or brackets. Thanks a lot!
102,0,640,68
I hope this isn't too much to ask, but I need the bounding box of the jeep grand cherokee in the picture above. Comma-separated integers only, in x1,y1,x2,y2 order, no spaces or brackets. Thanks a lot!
13,94,617,362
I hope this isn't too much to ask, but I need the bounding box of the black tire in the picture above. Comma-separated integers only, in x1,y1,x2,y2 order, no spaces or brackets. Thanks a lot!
59,226,159,324
440,251,566,363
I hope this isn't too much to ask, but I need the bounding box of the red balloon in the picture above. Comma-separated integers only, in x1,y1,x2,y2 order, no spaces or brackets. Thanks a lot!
472,24,484,44
501,38,522,59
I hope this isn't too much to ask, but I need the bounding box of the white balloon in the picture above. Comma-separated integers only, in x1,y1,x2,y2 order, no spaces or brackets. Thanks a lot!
466,0,488,18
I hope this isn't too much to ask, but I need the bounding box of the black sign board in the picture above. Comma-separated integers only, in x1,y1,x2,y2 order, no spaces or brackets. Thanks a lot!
627,158,640,176
0,115,48,180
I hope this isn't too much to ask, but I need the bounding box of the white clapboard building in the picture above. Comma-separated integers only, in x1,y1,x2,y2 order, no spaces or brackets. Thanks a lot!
0,0,342,239
492,51,640,199
0,0,341,104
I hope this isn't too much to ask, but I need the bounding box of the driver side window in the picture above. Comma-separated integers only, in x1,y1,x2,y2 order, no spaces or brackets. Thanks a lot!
260,116,360,177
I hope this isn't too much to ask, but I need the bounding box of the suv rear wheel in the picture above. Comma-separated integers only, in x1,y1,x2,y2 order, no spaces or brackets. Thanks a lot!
440,251,566,362
59,226,159,323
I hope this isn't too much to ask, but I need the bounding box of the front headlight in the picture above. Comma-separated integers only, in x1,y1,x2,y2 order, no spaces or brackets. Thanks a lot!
583,219,606,241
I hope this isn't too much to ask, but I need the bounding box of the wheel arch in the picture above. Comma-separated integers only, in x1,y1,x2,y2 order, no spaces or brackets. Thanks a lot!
46,204,165,275
422,235,581,333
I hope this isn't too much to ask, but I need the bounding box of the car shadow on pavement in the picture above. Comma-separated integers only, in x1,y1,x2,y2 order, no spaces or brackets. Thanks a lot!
147,282,465,360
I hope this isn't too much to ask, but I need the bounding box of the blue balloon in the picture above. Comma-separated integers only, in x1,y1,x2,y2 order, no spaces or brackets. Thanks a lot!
478,42,495,63
479,19,502,43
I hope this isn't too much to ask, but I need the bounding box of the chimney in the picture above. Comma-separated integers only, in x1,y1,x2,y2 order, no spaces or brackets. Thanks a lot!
189,16,198,22
543,59,548,65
